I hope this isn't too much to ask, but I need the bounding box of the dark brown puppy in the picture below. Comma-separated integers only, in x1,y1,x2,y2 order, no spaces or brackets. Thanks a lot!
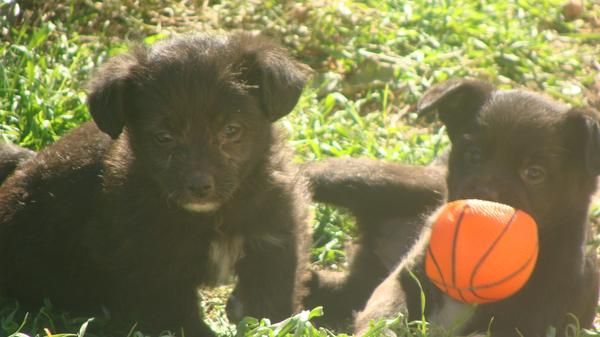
354,79,600,337
0,32,311,336
302,158,446,329
0,142,35,183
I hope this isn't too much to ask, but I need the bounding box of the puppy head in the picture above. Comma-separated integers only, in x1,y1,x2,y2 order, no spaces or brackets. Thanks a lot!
87,33,311,212
419,79,600,227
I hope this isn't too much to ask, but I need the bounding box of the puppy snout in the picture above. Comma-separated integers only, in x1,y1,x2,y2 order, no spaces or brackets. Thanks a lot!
466,185,500,202
186,173,215,197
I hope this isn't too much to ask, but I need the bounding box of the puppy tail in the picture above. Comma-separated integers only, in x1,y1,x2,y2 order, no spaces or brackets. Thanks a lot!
301,158,446,222
0,143,35,183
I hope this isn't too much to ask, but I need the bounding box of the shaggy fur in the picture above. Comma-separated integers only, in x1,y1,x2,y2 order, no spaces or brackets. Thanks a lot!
354,79,600,337
0,143,34,183
0,32,312,336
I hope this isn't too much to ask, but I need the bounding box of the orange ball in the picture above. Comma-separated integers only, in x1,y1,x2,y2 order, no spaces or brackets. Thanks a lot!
425,199,538,304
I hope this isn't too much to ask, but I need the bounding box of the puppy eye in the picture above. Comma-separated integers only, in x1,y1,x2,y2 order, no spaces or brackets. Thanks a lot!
222,123,243,141
464,146,483,166
154,132,174,145
520,165,546,185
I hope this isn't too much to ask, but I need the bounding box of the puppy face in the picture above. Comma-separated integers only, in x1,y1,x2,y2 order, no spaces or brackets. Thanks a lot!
86,33,310,212
419,79,600,228
124,63,271,212
130,92,266,211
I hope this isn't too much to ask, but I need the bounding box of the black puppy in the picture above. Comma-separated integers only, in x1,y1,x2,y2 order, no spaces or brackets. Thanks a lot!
353,79,600,336
0,32,311,336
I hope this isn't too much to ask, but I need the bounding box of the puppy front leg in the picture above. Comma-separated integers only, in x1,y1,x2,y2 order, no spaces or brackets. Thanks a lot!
354,266,408,336
303,242,389,330
115,280,216,337
572,251,599,328
231,234,299,323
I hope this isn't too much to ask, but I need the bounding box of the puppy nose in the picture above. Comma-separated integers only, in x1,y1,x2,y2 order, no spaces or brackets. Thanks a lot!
187,173,215,196
470,186,500,202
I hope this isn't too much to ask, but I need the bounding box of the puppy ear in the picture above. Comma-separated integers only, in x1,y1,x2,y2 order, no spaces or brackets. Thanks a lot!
239,36,312,121
564,108,600,175
86,51,140,139
417,79,494,138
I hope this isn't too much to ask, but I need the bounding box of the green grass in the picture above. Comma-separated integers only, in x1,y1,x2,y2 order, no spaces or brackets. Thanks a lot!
1,0,599,336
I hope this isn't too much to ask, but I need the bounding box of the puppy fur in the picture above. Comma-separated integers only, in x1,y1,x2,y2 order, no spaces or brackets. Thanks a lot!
0,142,35,183
0,32,312,336
302,158,446,329
353,79,600,337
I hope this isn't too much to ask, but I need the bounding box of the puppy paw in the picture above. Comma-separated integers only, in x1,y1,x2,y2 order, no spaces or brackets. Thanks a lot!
226,294,245,323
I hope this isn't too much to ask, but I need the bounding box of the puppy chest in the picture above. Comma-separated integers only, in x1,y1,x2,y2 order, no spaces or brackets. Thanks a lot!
207,235,244,285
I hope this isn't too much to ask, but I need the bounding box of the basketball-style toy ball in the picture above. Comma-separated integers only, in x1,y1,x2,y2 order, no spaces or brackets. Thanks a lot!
425,199,538,304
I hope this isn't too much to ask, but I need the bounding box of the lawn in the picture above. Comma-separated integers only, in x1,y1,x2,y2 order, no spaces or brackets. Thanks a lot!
0,0,599,336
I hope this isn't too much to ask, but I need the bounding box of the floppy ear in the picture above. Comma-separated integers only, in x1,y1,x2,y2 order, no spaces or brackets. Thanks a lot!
417,79,494,139
563,107,600,176
86,51,141,139
238,35,312,121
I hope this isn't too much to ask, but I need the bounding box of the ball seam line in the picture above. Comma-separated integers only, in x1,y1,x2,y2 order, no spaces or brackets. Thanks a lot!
451,204,469,303
431,253,535,302
471,253,536,292
468,208,518,293
427,244,448,292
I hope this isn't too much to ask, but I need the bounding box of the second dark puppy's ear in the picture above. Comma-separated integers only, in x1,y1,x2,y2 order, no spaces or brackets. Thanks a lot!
238,34,312,121
417,79,494,138
86,49,142,139
563,107,600,176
